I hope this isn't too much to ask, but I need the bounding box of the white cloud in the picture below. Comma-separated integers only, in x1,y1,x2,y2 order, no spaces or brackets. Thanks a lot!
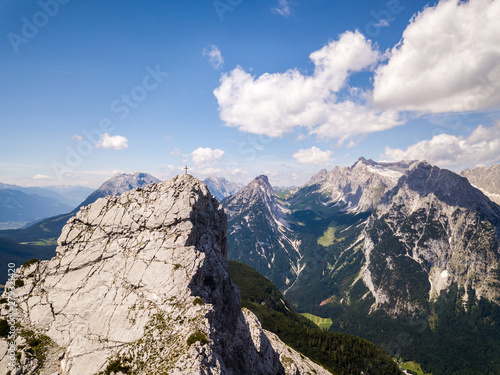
382,122,500,167
203,45,224,70
214,31,400,142
96,133,128,150
72,134,83,141
373,0,500,113
293,146,334,165
273,0,292,17
33,174,52,180
191,147,225,166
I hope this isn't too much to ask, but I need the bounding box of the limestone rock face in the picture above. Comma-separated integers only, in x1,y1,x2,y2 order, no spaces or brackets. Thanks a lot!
361,162,500,316
460,164,500,205
296,157,416,213
0,175,329,375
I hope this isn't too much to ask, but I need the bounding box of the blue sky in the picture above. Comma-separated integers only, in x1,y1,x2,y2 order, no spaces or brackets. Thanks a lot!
1,0,499,188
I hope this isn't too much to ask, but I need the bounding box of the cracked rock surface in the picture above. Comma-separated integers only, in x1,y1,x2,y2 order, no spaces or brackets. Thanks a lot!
0,174,329,375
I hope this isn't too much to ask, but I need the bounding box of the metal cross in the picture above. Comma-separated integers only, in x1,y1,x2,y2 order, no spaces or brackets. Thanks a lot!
184,166,189,175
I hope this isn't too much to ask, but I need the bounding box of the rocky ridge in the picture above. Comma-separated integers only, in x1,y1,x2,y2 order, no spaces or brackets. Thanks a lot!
0,175,329,375
295,157,415,212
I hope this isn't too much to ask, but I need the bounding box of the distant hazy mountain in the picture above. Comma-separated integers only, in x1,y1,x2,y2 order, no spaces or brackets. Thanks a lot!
203,175,243,201
43,185,95,207
460,164,500,204
77,172,161,210
0,188,74,229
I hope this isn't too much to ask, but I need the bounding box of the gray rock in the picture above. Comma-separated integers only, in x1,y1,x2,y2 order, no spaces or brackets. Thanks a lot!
0,175,329,375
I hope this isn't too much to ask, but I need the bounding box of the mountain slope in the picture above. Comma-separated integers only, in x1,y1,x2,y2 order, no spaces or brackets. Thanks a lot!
222,175,301,290
228,260,402,375
358,162,500,316
460,164,500,204
0,175,330,375
223,159,500,374
203,175,242,201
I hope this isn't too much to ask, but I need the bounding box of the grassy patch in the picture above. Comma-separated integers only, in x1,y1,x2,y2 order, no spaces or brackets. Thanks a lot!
301,312,333,330
317,227,343,247
400,361,432,375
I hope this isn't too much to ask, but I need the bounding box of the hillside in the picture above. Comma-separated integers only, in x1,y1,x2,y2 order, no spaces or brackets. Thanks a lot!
228,260,403,375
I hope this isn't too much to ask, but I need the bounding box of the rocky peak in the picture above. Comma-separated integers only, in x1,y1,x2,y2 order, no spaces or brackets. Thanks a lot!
299,158,413,212
224,175,279,215
306,168,328,185
1,175,328,375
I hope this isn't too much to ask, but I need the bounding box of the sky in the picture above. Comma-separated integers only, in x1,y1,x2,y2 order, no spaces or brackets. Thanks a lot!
1,0,499,188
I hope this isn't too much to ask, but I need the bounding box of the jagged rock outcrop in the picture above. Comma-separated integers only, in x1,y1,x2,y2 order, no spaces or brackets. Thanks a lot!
361,162,500,315
0,175,329,375
222,176,301,290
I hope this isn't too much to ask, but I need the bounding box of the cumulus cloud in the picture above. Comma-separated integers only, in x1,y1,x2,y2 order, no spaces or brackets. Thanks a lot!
191,147,225,166
373,0,500,113
273,0,292,17
382,122,500,167
33,174,52,180
292,146,334,165
203,45,224,70
96,133,128,150
214,30,401,142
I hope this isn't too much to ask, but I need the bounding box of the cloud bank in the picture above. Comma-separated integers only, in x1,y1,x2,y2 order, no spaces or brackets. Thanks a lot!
373,0,500,113
214,31,401,143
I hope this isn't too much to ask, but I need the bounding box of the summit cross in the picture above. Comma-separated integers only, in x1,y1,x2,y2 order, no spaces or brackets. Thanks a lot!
184,166,189,175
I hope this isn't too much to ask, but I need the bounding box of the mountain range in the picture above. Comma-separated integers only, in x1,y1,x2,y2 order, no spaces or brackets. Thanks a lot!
223,157,500,374
1,159,499,373
0,175,401,374
0,183,94,229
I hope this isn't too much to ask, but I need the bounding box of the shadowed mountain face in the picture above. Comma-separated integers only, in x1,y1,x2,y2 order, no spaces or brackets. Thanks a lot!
222,175,301,290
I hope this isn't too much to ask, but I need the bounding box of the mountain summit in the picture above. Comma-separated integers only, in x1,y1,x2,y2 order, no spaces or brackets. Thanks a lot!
0,175,328,375
222,175,301,290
